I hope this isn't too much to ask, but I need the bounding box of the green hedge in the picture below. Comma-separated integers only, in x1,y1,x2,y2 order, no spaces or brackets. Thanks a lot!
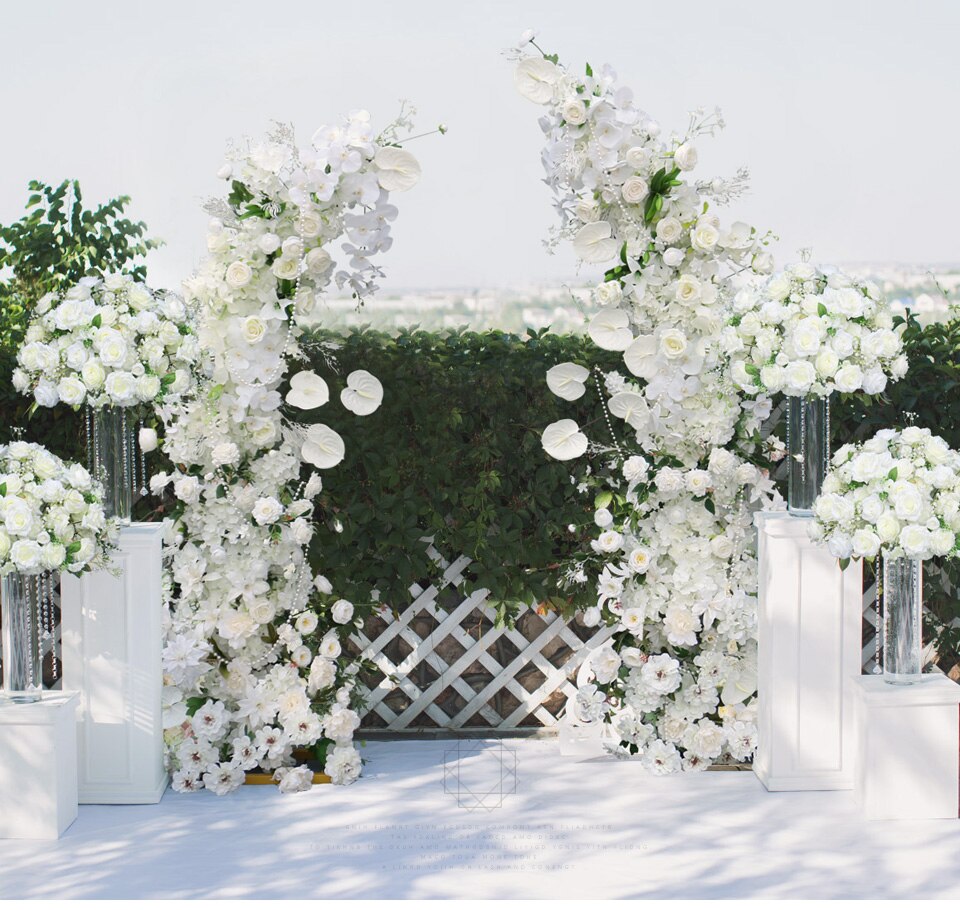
302,327,621,622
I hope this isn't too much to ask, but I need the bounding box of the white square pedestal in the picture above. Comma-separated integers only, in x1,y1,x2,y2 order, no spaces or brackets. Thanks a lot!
0,692,79,839
753,512,863,790
854,674,960,819
61,523,168,804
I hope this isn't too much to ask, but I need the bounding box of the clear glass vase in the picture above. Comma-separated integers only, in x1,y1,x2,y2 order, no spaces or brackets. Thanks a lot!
787,395,830,516
1,572,43,702
882,556,923,684
93,406,134,523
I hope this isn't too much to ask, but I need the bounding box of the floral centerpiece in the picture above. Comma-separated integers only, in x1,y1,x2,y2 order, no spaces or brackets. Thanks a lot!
725,262,907,513
158,111,425,794
514,32,784,773
811,426,960,682
0,441,115,701
14,274,199,520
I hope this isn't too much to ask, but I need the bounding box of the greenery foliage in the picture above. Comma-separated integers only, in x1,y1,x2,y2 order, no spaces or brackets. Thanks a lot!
0,179,160,460
302,327,621,623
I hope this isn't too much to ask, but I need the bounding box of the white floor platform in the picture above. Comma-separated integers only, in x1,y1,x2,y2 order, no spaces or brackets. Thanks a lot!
1,737,959,899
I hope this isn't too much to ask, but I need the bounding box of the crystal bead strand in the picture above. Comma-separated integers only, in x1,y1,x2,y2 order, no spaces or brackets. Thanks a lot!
121,409,130,504
873,553,883,674
33,574,43,690
799,401,807,486
49,573,59,680
592,368,624,457
138,418,148,497
85,406,94,472
824,395,831,477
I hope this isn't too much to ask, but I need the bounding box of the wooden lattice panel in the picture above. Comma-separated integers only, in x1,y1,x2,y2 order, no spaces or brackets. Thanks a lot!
348,545,614,731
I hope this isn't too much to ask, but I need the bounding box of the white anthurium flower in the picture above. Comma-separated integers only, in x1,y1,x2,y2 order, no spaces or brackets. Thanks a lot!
340,370,384,416
546,362,590,401
514,57,560,103
286,371,330,410
302,424,346,469
573,222,620,264
623,334,658,380
588,307,633,351
374,147,421,192
721,656,758,706
541,419,588,461
607,391,648,428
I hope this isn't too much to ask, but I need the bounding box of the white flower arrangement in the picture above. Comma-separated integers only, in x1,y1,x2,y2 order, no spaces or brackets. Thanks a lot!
0,441,115,576
725,262,908,399
14,274,198,411
811,427,960,562
159,112,419,794
521,35,786,771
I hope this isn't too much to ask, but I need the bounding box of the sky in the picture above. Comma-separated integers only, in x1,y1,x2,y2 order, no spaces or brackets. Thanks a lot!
1,0,958,294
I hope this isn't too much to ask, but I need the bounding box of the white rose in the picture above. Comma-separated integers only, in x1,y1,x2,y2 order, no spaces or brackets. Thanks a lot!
783,361,816,394
628,547,652,573
105,371,137,405
659,328,688,360
675,275,701,304
594,508,614,528
931,527,956,556
136,374,162,402
621,177,649,205
594,530,623,553
34,379,60,408
305,247,332,274
673,143,698,171
790,318,824,357
331,599,354,624
691,221,720,252
225,261,253,288
252,497,284,525
138,427,158,453
81,359,107,390
561,99,587,125
815,349,840,378
833,364,864,393
271,257,300,280
258,233,282,254
57,377,87,407
173,475,201,504
97,331,128,368
241,316,267,345
656,216,682,244
759,364,784,392
876,512,901,544
211,442,240,466
10,539,42,571
899,524,932,559
852,529,880,558
3,499,35,536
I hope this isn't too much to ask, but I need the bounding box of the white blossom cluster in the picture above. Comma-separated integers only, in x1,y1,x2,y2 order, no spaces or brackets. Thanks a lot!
811,427,960,562
516,41,775,463
0,441,115,576
522,36,784,771
724,262,907,398
160,113,419,794
14,274,197,410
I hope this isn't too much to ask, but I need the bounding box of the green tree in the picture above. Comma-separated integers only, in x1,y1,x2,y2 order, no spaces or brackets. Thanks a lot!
0,179,160,458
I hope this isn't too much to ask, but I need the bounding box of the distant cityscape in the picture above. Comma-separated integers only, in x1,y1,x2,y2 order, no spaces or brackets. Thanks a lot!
312,265,960,335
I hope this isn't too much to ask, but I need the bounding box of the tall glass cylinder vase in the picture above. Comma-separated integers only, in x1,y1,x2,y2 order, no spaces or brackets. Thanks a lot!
882,555,923,684
1,572,43,702
92,406,134,524
787,395,830,516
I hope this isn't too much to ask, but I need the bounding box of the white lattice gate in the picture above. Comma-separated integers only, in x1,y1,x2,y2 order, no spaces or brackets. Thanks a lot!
348,544,614,731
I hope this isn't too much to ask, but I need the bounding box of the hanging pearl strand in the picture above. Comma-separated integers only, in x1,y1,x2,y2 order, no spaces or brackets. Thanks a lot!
873,552,884,674
592,368,624,458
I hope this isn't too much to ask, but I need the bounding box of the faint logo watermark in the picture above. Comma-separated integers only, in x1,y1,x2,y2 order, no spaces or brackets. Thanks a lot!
442,739,518,811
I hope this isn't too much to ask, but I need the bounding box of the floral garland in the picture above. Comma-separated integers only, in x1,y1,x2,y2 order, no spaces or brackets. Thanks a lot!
512,33,783,772
158,112,421,794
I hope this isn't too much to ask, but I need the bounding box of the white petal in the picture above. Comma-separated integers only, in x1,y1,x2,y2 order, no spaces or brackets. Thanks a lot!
286,371,329,410
541,419,589,461
301,424,345,469
588,307,633,351
340,370,383,416
573,222,620,264
607,391,647,425
374,147,421,192
623,334,658,379
546,362,590,401
514,58,560,104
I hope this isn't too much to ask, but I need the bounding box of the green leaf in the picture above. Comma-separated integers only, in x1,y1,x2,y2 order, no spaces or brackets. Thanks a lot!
594,491,613,509
888,468,898,481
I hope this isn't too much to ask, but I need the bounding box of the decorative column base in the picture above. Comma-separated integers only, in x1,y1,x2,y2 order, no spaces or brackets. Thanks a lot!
61,523,168,804
854,674,960,819
0,693,79,839
753,512,863,791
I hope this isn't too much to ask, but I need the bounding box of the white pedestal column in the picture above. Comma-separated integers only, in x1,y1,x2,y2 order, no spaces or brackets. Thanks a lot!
61,522,168,804
0,692,79,839
854,674,960,819
753,512,862,791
